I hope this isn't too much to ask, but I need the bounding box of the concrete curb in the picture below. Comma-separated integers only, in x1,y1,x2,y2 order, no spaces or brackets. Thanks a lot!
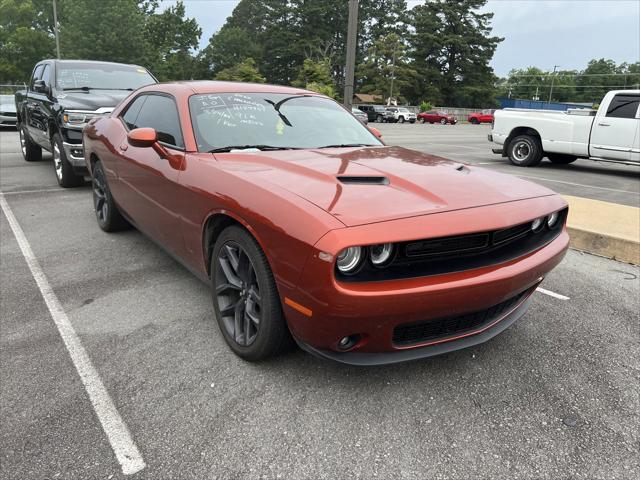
563,195,639,265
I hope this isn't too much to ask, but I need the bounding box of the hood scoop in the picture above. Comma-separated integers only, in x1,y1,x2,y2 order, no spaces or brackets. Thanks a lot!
336,175,390,185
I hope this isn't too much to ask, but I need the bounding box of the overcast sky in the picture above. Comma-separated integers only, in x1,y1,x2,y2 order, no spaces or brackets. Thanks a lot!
160,0,640,76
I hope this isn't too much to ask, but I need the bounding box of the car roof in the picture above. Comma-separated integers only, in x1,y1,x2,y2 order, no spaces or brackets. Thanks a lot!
147,80,316,96
42,58,146,68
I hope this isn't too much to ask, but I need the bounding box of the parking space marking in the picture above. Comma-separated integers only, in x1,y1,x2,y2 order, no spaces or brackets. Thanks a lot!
1,188,72,196
512,174,639,195
0,194,146,476
536,287,570,300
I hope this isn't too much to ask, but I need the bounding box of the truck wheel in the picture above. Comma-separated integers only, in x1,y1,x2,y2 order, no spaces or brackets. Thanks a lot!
547,153,577,165
92,160,130,232
52,133,84,188
399,116,405,123
508,135,543,167
470,118,480,125
440,118,447,125
376,114,383,123
19,124,42,162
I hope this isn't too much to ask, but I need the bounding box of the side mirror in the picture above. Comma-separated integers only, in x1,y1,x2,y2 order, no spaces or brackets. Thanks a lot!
33,79,47,93
127,127,157,148
127,127,170,159
368,126,382,139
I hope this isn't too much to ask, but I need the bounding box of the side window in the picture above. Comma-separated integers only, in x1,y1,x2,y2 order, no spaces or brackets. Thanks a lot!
606,95,640,119
30,64,43,89
41,64,52,88
121,95,148,130
134,94,184,148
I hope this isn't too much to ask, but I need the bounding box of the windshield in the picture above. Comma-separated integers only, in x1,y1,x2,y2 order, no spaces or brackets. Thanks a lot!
189,93,383,152
398,108,409,112
56,62,156,90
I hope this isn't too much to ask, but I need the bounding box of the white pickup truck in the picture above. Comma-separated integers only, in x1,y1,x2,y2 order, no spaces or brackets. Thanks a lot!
489,90,640,167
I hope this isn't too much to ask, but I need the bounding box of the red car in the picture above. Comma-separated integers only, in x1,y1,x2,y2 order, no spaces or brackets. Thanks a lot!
468,109,496,124
83,82,568,365
417,110,457,125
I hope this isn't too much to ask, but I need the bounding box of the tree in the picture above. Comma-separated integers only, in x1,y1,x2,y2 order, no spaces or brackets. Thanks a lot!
58,0,148,65
357,33,419,103
409,0,502,107
199,26,261,78
144,1,201,81
292,58,336,97
215,58,265,83
0,0,55,83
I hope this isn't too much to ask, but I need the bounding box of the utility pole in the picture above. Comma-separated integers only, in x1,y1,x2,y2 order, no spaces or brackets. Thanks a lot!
53,0,61,59
548,65,560,106
343,0,359,109
388,42,397,106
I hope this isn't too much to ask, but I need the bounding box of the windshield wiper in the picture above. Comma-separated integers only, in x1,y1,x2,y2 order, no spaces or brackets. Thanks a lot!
62,87,134,91
315,143,377,149
207,145,301,153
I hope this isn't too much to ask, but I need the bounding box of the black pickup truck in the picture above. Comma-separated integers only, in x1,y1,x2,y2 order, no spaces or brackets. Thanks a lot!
15,59,156,187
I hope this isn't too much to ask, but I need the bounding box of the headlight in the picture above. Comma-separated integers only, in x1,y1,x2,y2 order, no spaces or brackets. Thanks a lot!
531,217,545,233
370,243,394,267
62,110,104,129
547,211,560,228
336,246,363,274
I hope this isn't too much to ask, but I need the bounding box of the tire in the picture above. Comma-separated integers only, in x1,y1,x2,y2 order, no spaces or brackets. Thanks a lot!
376,114,383,123
547,153,577,165
52,133,84,187
399,116,405,123
507,134,543,167
18,124,42,162
418,117,425,124
440,118,446,125
92,160,130,232
470,118,480,125
211,226,292,361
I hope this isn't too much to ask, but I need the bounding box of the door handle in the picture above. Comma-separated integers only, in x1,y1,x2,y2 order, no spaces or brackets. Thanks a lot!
598,122,610,127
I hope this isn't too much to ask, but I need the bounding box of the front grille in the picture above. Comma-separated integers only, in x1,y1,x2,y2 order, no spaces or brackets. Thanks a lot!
392,289,530,345
0,112,17,117
336,208,568,282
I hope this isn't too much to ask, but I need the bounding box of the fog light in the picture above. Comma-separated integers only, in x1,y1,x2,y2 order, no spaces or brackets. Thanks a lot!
531,217,545,233
338,334,360,350
547,211,559,228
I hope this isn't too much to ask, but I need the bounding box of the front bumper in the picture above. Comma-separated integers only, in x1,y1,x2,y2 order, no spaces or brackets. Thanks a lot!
283,196,569,364
62,141,86,169
297,292,533,365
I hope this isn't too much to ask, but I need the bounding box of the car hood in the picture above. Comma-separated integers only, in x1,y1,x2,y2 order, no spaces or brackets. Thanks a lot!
212,146,555,227
55,89,131,111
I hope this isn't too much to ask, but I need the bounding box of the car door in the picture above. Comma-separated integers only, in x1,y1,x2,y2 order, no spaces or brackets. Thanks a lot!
590,93,640,161
24,64,44,144
115,93,186,254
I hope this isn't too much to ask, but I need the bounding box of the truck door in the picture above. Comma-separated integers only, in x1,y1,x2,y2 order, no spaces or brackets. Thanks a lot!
28,63,54,148
590,93,640,162
24,64,44,143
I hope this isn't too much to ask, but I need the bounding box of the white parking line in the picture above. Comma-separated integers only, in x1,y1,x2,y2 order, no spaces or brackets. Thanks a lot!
536,287,570,300
512,174,639,195
0,194,146,476
1,188,70,196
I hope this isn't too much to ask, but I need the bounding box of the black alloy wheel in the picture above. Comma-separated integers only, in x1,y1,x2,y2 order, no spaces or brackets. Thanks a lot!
211,226,292,361
215,241,262,347
92,160,129,231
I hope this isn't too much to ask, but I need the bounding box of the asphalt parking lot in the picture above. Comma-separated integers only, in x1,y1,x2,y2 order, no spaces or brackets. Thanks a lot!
1,127,639,479
378,123,640,207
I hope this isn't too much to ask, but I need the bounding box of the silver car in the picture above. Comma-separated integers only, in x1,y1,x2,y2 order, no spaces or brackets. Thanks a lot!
0,94,17,127
351,107,368,124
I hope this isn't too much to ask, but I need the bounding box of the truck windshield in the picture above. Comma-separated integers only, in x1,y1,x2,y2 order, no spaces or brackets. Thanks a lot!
56,62,156,91
189,93,383,152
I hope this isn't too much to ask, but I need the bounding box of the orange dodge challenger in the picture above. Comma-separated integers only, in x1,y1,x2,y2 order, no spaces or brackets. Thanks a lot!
83,81,569,365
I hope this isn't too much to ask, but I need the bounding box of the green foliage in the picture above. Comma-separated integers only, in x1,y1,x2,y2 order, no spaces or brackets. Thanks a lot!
498,60,640,104
419,101,432,112
199,26,261,78
292,59,336,97
215,58,265,83
304,82,336,98
0,0,55,83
